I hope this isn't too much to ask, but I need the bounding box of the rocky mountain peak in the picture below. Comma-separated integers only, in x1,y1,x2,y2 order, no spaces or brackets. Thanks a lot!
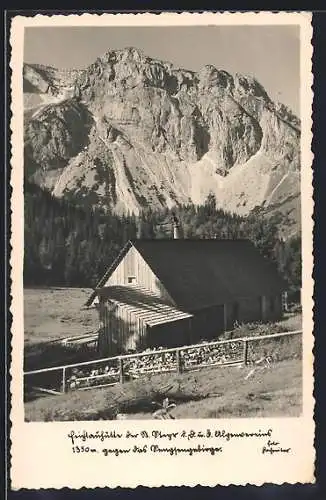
23,48,301,237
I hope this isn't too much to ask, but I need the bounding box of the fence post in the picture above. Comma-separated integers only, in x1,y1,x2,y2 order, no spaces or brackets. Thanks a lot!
62,367,67,393
119,358,125,384
176,349,182,374
242,339,248,366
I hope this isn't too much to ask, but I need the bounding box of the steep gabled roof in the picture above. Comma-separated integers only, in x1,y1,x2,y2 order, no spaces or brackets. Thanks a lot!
86,239,286,310
85,241,133,307
131,239,285,311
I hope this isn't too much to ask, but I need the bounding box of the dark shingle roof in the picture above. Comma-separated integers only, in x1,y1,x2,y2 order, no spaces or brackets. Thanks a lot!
86,239,285,310
132,239,285,311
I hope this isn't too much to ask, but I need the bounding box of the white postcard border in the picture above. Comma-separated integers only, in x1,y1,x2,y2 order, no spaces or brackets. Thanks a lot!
10,11,314,489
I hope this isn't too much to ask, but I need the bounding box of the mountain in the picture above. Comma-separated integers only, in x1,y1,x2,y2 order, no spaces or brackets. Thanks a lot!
23,48,301,237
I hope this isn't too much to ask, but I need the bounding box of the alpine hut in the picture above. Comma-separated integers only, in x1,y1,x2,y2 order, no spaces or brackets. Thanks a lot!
85,239,285,356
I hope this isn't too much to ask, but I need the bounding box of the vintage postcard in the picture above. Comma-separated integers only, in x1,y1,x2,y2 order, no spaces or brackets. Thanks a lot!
10,11,314,488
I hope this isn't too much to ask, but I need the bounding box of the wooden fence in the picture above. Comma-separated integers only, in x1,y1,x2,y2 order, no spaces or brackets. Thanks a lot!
24,329,302,396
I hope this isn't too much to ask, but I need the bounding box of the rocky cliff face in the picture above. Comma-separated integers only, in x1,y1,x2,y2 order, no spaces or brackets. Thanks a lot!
23,48,301,234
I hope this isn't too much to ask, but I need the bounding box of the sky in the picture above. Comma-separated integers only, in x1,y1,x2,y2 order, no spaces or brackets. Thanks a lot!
24,25,300,116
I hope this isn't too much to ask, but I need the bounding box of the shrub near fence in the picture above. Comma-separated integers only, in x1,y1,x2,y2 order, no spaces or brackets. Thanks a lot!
24,330,302,397
246,333,302,364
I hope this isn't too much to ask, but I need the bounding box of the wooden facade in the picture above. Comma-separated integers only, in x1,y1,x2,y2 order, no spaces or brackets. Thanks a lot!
93,240,285,356
93,246,174,306
96,246,193,355
97,298,193,356
97,292,282,356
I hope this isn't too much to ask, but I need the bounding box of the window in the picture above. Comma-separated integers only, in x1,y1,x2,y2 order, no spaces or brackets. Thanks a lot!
127,276,136,284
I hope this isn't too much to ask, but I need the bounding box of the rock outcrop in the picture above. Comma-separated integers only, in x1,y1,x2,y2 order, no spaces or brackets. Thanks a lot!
23,47,301,234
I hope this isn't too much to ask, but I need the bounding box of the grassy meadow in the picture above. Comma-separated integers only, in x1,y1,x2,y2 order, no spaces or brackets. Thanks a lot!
24,287,98,345
25,358,302,421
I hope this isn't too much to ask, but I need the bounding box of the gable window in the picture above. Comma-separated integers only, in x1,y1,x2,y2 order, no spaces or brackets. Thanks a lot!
127,276,136,284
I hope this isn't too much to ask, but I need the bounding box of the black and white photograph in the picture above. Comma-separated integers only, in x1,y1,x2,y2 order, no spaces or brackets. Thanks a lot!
22,21,304,417
10,12,314,488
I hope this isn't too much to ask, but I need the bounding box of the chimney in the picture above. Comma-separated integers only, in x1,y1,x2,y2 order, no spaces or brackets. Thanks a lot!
173,222,179,240
172,212,182,239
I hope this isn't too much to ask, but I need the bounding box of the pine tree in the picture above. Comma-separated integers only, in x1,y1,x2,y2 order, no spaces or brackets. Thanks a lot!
24,180,302,293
